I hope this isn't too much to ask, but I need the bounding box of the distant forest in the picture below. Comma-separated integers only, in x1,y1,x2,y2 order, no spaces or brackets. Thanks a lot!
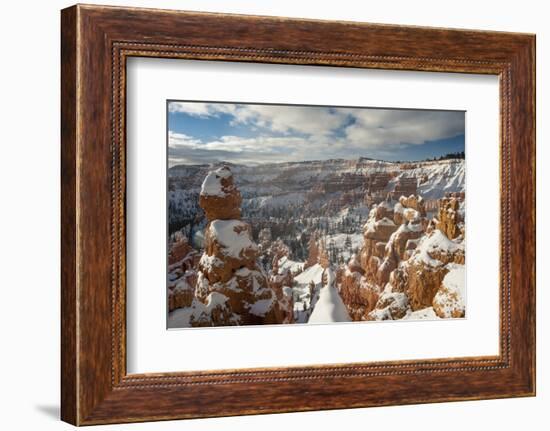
433,151,465,161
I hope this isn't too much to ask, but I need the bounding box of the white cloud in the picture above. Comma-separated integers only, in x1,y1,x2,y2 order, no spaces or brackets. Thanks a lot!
168,102,236,117
230,104,347,137
168,102,348,137
168,131,202,149
168,102,465,166
343,109,464,147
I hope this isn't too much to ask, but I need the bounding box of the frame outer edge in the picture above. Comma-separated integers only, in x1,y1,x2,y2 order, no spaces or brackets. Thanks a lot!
61,4,536,424
531,35,536,396
526,35,536,396
61,5,79,426
505,35,536,396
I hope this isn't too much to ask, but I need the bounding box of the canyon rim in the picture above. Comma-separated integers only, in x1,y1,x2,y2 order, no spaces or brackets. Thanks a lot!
166,101,466,328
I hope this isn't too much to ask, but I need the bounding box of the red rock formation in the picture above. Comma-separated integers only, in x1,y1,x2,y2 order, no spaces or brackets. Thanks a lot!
304,233,320,270
167,232,200,312
404,230,465,310
168,277,195,311
432,265,466,318
390,176,417,200
340,193,438,320
198,166,242,221
399,195,426,217
168,231,194,265
318,239,331,269
339,255,380,320
270,281,295,324
168,232,200,273
436,197,464,240
257,227,272,251
367,290,410,321
269,239,291,271
270,268,293,291
310,172,365,193
193,167,286,326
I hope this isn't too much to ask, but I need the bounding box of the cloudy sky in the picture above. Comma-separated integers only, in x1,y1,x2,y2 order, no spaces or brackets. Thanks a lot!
168,101,465,167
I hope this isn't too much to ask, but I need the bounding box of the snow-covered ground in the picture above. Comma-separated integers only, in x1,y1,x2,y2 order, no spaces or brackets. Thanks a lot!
292,263,324,322
308,268,351,323
247,192,305,209
323,233,364,262
277,256,303,274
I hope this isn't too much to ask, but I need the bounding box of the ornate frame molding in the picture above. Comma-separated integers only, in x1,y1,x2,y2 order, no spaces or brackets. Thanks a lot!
61,5,535,425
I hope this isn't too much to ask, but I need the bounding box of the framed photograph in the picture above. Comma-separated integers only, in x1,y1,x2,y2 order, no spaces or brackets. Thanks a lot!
61,4,535,425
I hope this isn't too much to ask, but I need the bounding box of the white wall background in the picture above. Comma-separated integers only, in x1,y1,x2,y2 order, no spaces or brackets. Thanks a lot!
0,0,546,429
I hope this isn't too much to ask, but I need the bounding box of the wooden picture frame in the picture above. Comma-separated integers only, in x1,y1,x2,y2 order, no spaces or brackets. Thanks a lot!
61,4,535,425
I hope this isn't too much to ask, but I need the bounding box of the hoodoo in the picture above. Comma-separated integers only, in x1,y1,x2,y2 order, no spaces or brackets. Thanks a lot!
192,166,289,326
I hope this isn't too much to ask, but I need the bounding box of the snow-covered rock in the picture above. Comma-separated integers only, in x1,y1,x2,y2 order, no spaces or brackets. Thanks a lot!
432,264,466,318
405,230,465,310
367,290,410,321
198,166,242,220
183,167,288,326
435,196,465,240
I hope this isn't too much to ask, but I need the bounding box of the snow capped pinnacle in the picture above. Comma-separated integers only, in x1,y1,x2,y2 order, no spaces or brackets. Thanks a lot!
199,166,242,221
208,220,259,260
191,166,290,327
200,166,234,197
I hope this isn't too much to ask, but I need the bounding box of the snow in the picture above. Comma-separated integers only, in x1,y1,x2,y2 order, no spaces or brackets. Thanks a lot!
414,160,465,199
277,256,303,274
208,220,258,258
367,307,392,321
367,291,409,321
308,268,351,323
412,229,464,267
365,216,396,234
206,292,229,309
200,167,233,197
443,264,466,298
282,286,293,297
167,307,196,328
249,296,275,316
403,208,420,221
377,217,395,226
167,293,232,328
322,233,364,262
198,254,223,272
378,200,393,210
234,267,252,277
192,230,205,248
292,263,325,323
294,263,324,286
394,202,404,214
389,221,422,241
403,307,440,320
173,278,193,292
433,264,466,318
248,192,305,209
